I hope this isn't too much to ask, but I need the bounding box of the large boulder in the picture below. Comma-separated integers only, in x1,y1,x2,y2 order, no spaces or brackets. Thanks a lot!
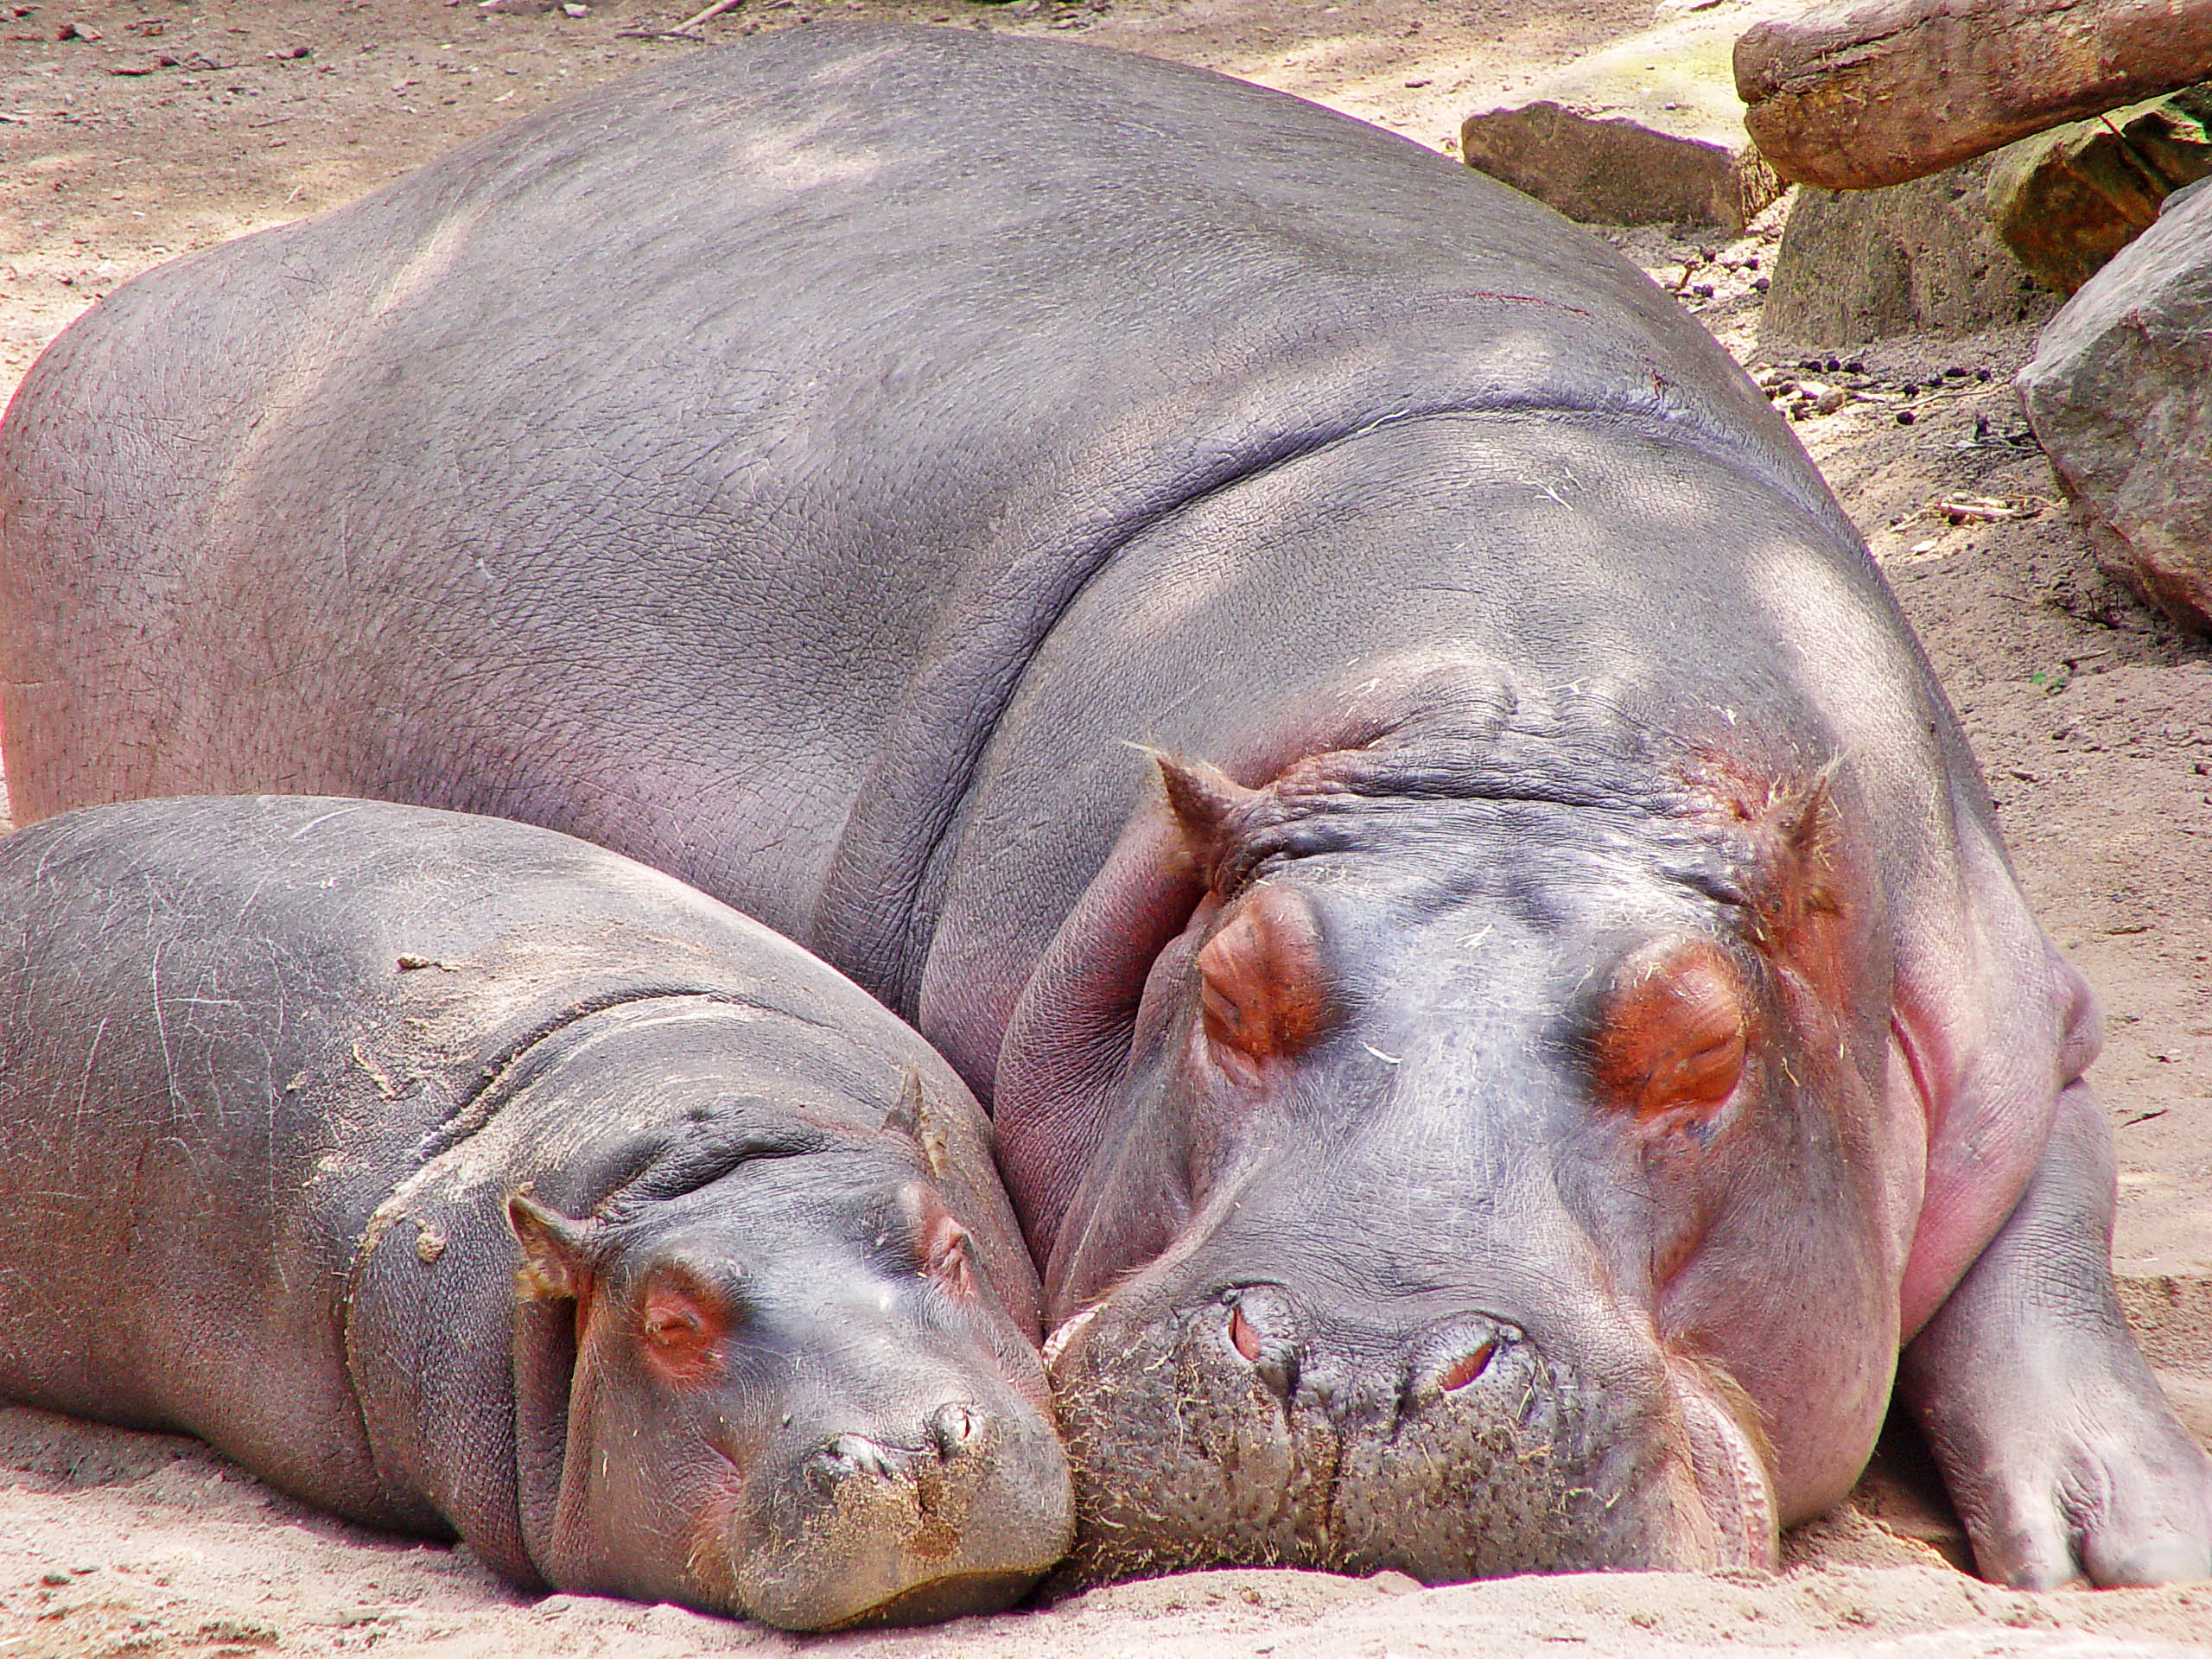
1759,154,2045,346
1986,86,2212,296
1458,2,1786,230
2019,176,2212,632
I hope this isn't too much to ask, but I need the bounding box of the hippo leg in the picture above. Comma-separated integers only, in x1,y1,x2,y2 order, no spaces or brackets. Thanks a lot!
1899,1081,2212,1587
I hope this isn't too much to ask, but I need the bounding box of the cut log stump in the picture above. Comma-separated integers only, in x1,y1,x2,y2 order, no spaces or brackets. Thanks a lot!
1735,0,2212,190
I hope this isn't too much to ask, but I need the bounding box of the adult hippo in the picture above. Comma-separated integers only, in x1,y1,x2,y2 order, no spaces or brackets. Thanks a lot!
3,23,2206,1588
0,795,1071,1629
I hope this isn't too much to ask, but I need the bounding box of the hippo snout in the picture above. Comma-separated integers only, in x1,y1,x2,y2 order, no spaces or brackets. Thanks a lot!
1049,1281,1776,1586
742,1396,1074,1630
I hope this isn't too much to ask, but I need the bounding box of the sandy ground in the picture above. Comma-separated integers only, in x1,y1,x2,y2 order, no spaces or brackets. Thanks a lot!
3,0,2211,1654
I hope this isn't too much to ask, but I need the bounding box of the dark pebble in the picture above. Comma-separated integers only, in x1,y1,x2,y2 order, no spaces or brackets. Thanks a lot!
1943,365,1968,378
1975,366,1992,381
1693,283,1714,297
1845,359,1866,373
1900,382,1919,396
1825,357,1840,372
1752,276,1770,292
1744,255,1759,270
1896,410,1916,426
1800,358,1822,372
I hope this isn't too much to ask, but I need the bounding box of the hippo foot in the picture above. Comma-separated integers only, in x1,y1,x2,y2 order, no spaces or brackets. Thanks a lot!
1929,1383,2212,1589
1901,1083,2212,1588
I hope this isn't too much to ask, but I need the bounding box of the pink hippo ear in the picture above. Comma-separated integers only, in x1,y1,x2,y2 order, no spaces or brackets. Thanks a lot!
882,1066,954,1180
1193,883,1337,1080
1591,939,1752,1128
508,1192,597,1302
1154,754,1262,891
1688,759,1857,1007
1738,774,1845,963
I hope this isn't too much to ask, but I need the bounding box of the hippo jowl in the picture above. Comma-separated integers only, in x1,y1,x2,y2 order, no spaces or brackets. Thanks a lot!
0,796,1071,1629
3,22,2207,1587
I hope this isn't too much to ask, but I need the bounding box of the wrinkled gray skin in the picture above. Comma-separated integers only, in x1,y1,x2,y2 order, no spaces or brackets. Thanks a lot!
0,796,1071,1630
3,25,2207,1588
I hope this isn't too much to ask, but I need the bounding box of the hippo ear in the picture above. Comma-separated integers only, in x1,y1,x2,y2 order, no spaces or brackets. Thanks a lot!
1742,773,1843,956
507,1192,596,1302
882,1066,952,1179
1590,939,1751,1128
1154,753,1261,887
1193,883,1336,1079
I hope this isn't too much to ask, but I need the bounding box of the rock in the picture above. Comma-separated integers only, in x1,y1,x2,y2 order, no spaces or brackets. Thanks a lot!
1986,85,2212,296
1458,1,1787,231
1759,155,2050,346
2020,176,2212,632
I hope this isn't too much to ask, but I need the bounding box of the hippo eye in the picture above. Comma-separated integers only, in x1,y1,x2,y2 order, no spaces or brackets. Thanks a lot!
1193,883,1336,1079
644,1303,704,1346
1589,938,1751,1130
922,1215,976,1297
637,1267,735,1388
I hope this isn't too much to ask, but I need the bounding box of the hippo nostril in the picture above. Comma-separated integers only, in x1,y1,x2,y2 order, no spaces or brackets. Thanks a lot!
1437,1339,1497,1393
1408,1319,1519,1409
810,1433,902,1490
1229,1304,1262,1362
1218,1285,1300,1401
928,1402,981,1459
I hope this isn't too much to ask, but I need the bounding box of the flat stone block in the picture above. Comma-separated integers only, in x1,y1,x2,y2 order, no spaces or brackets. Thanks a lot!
1459,2,1788,231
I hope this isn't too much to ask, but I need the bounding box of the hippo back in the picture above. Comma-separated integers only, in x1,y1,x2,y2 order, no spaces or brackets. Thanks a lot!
0,24,1855,1014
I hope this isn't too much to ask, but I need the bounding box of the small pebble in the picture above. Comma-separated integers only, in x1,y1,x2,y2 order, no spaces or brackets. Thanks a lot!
1692,283,1713,298
1824,357,1840,372
1900,382,1918,396
1943,365,1968,378
1896,410,1916,426
1974,366,1992,381
1751,276,1769,292
1845,359,1866,373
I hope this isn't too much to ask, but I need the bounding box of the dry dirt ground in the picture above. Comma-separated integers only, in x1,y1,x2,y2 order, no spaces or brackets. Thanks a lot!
3,1,2211,1655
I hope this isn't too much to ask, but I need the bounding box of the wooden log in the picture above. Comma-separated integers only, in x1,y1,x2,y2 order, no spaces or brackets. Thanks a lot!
1734,0,2212,190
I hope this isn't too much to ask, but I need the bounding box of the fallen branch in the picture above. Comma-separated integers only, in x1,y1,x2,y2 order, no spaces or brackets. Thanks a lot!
617,0,741,40
1734,0,2212,189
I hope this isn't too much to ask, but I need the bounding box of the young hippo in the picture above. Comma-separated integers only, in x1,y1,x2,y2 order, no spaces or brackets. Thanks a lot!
0,795,1071,1630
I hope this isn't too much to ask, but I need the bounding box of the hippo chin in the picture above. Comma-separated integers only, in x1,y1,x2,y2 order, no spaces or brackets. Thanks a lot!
3,22,2206,1590
0,797,1071,1629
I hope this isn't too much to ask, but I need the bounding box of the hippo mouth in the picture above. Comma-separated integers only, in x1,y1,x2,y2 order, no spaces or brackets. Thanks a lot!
1044,1290,1779,1585
1672,1368,1779,1570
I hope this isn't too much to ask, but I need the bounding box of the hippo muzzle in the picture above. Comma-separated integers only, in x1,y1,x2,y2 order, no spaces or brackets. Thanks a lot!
1045,1196,1777,1584
741,1392,1071,1629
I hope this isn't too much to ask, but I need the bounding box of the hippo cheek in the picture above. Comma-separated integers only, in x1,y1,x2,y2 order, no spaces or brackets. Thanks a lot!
1046,1282,1776,1586
732,1393,1073,1630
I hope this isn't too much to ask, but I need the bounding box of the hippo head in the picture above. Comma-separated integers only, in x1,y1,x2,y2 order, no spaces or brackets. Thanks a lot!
495,1014,1073,1630
995,683,1916,1584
